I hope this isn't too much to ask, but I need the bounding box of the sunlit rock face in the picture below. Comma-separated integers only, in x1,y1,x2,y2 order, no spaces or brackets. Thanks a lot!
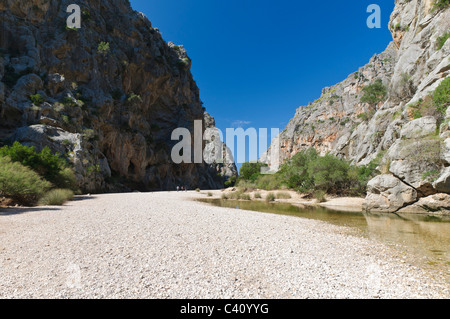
262,1,450,213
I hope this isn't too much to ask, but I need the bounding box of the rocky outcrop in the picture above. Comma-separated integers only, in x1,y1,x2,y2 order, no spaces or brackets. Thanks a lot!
398,193,450,215
261,42,398,167
363,174,418,213
263,0,450,214
0,0,237,192
203,112,238,180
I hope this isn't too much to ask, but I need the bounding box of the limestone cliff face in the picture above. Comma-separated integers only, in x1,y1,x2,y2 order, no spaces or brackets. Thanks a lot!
262,0,450,213
261,43,398,167
0,0,237,192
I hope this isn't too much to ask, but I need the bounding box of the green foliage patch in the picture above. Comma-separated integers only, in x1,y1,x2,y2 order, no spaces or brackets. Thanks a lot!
0,156,51,206
238,148,379,196
360,79,387,106
0,142,77,190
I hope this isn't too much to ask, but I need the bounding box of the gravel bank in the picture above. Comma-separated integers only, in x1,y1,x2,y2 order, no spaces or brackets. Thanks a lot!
0,191,448,299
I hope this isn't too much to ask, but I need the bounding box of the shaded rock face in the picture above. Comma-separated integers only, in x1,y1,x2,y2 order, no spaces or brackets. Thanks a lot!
0,0,237,192
263,0,450,213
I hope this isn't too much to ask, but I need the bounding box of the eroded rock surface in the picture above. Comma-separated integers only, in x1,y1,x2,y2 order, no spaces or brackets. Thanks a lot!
0,0,237,192
262,1,450,213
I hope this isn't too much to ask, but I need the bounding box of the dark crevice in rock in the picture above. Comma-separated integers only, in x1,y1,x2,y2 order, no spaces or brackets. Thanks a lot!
391,197,421,214
389,171,427,198
384,173,422,214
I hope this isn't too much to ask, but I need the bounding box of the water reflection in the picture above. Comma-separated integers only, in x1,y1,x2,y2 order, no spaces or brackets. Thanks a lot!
199,199,450,272
363,212,450,267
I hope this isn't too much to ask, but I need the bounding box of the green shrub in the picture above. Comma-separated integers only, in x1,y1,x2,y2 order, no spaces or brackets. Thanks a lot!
56,167,78,191
357,112,369,122
433,77,450,115
97,41,110,54
422,170,440,182
235,148,380,197
195,188,201,192
0,142,76,190
265,192,276,202
229,190,245,200
30,94,44,106
314,190,327,203
178,58,190,68
221,193,229,200
406,78,450,122
39,189,74,206
236,180,256,192
240,193,251,200
207,192,213,197
433,0,450,11
407,96,436,120
0,156,51,206
360,79,387,106
277,148,318,192
276,192,292,199
238,162,268,182
307,154,351,193
275,148,378,196
224,175,237,188
254,174,281,190
437,32,450,50
126,93,142,105
254,192,262,199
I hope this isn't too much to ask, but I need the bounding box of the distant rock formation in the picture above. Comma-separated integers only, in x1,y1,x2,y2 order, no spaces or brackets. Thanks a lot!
262,0,450,214
0,0,237,192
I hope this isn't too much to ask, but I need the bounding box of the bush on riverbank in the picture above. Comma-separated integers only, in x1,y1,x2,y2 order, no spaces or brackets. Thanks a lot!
0,142,77,190
39,189,74,206
0,156,51,206
0,142,79,206
237,148,379,197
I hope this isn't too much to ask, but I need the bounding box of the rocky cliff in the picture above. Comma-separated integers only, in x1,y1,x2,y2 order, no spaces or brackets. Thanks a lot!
0,0,237,192
262,0,450,214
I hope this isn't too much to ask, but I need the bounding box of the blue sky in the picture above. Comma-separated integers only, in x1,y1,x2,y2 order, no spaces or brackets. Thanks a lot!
130,0,395,164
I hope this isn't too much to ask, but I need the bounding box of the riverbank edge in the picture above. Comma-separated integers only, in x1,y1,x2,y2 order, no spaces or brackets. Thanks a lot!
197,188,450,216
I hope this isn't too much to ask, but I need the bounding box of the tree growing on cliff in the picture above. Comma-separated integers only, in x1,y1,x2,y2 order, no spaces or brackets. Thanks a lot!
433,0,450,11
360,79,387,107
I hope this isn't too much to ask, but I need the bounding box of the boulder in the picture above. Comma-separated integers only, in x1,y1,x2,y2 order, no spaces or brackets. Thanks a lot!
399,117,436,140
433,167,450,194
363,174,418,213
398,194,450,215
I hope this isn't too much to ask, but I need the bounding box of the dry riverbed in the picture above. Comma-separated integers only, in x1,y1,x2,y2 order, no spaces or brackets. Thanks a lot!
0,191,448,299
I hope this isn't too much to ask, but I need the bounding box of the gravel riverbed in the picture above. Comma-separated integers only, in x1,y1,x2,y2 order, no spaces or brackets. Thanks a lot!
0,191,448,299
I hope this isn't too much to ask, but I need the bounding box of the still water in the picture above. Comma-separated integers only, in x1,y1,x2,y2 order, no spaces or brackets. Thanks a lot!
199,199,450,274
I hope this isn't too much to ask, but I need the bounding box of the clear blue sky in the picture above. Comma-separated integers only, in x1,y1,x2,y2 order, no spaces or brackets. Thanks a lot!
130,0,395,164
